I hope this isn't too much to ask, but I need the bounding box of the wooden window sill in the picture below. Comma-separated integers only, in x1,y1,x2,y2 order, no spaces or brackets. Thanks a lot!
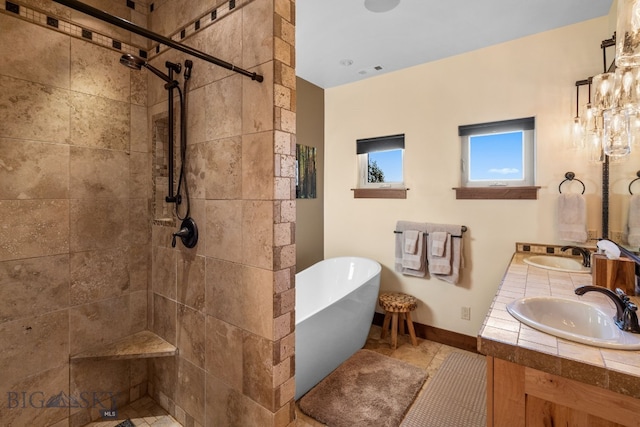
453,186,540,200
352,188,408,199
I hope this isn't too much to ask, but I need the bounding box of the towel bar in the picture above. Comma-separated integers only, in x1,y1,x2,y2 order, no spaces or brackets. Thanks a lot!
394,226,467,238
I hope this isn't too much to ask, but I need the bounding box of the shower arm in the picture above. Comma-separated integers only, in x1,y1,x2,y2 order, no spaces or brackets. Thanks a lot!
52,0,263,82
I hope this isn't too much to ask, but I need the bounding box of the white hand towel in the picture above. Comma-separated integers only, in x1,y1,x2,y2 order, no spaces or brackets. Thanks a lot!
557,193,587,243
402,232,424,270
425,223,464,284
430,231,447,257
628,194,640,248
404,230,420,254
394,221,428,277
428,232,451,275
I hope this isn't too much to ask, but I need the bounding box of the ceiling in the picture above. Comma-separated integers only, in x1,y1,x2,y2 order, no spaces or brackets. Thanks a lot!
295,0,613,89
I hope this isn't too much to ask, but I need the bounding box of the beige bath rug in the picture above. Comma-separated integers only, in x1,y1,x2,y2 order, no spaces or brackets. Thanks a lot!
400,351,486,427
298,349,427,427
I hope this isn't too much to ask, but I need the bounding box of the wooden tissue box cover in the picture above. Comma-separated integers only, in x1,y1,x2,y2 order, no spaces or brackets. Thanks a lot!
591,254,636,295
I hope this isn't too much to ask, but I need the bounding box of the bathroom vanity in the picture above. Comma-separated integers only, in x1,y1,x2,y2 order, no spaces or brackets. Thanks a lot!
478,247,640,427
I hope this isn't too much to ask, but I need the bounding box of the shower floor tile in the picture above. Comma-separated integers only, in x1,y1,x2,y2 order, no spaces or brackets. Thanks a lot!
82,396,181,427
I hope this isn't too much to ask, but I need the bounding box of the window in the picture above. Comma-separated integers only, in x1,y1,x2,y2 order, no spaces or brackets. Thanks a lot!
459,117,535,188
356,134,405,189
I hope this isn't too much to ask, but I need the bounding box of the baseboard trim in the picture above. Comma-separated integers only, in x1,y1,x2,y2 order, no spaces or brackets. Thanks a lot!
372,312,478,353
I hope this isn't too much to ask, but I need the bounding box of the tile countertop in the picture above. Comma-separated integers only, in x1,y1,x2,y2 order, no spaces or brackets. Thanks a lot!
477,250,640,400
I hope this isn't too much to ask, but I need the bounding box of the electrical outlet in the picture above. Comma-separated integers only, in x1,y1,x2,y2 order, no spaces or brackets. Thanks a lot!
587,230,598,241
461,306,471,321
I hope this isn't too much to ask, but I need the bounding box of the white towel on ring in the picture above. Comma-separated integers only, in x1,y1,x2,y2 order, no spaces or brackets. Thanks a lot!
628,194,640,248
557,193,587,243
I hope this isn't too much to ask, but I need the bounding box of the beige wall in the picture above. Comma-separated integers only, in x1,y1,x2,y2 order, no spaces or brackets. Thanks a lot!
296,77,324,272
323,16,625,337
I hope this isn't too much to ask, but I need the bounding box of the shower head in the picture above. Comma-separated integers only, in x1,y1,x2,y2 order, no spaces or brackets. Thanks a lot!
119,53,145,70
119,53,176,86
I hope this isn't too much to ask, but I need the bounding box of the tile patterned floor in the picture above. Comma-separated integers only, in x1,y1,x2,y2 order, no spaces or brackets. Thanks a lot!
84,325,481,427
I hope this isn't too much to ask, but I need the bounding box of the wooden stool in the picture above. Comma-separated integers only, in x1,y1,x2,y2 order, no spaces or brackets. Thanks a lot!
378,292,418,349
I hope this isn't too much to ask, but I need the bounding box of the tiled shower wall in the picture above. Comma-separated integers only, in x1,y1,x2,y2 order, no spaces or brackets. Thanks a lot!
146,0,297,425
0,0,296,425
0,0,152,426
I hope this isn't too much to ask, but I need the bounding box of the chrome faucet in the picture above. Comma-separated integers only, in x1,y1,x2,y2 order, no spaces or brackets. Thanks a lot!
575,286,640,333
561,245,591,267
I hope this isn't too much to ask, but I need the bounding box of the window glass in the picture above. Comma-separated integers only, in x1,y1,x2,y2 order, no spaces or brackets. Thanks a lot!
357,134,405,188
460,118,535,188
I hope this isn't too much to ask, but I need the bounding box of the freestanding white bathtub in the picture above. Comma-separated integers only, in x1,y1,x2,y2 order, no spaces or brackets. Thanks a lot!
294,256,381,400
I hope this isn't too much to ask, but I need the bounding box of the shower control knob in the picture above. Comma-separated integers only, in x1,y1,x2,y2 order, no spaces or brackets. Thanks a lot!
171,217,198,248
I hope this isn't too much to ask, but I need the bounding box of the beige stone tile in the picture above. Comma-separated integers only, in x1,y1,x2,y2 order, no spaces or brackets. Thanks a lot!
130,198,151,245
205,257,242,322
152,246,177,300
0,76,70,143
242,265,275,338
205,75,242,140
150,356,177,401
187,9,242,87
0,364,69,427
70,92,129,151
242,200,274,269
205,315,243,390
242,0,274,68
242,62,274,134
130,151,152,199
242,131,275,200
206,372,274,427
0,199,69,261
70,247,130,306
186,86,206,145
204,137,242,200
186,141,206,200
70,359,129,407
70,146,130,199
131,104,150,153
152,293,177,345
130,244,150,292
70,39,130,102
130,68,147,106
0,310,69,385
205,200,242,262
243,331,275,410
69,199,129,252
177,304,206,368
68,291,144,356
176,252,205,311
0,139,69,200
0,14,70,88
175,357,205,424
0,254,69,323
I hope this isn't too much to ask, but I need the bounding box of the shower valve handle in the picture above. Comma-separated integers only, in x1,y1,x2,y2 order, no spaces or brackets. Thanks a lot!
171,217,198,249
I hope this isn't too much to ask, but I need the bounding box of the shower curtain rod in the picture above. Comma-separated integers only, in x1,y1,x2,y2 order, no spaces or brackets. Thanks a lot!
52,0,263,82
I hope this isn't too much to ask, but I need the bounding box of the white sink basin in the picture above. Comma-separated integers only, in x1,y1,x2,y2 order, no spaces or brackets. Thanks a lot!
507,296,640,350
523,255,590,273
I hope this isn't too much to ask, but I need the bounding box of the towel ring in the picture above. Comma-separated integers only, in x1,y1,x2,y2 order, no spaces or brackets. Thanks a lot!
559,171,585,195
629,171,640,195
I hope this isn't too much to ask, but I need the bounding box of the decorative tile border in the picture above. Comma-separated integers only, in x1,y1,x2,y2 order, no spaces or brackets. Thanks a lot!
1,0,148,58
515,242,596,256
1,0,251,63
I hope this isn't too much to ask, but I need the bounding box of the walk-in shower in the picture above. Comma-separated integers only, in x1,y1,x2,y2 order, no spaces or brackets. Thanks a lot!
120,53,197,248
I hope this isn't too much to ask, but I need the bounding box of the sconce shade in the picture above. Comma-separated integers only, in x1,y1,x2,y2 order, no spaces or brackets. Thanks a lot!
602,108,632,157
616,0,640,67
593,72,616,111
615,66,640,109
